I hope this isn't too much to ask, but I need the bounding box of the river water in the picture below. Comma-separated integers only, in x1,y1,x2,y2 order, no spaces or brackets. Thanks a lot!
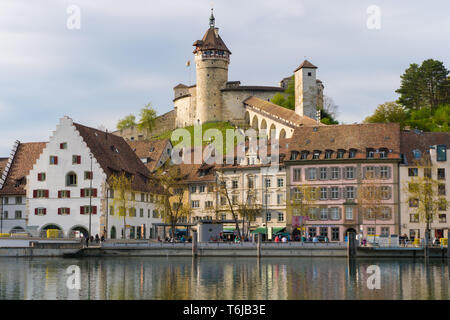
0,257,448,300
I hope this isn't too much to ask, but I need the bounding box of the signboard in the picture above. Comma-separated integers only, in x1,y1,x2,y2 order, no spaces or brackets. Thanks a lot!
267,227,273,240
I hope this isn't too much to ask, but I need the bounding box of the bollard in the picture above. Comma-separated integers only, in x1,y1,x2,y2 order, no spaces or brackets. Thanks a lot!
257,234,261,258
192,231,198,258
347,232,357,258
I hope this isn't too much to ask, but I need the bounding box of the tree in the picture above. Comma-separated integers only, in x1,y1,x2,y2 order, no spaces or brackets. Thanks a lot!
322,95,339,123
117,114,137,130
153,166,191,240
364,101,409,128
137,103,157,133
237,188,262,239
108,172,134,239
287,185,319,238
396,59,449,110
402,158,448,247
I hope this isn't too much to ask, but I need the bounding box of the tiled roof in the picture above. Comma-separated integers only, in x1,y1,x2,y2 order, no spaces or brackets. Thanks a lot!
127,139,171,172
244,96,319,127
400,130,450,165
193,27,231,53
294,60,318,72
0,142,46,195
221,86,284,92
73,122,158,193
0,158,7,174
287,123,401,161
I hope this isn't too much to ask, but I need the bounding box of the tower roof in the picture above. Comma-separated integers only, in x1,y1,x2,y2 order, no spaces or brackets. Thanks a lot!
294,60,318,72
193,10,231,54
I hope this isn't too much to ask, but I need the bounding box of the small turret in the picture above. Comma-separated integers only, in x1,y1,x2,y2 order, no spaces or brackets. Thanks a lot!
294,60,319,120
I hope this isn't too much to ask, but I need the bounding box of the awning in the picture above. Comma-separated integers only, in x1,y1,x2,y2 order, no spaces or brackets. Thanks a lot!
251,227,268,234
273,227,286,234
251,227,286,234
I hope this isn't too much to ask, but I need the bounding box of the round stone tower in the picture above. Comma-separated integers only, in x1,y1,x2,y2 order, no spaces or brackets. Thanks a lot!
193,9,231,124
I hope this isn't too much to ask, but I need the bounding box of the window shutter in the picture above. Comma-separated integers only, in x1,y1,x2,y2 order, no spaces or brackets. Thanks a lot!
34,208,38,215
37,173,41,181
58,191,61,198
67,208,70,215
54,156,58,165
375,166,381,178
326,168,331,180
363,167,367,179
45,190,49,198
342,187,347,199
338,207,342,220
93,189,97,197
327,188,332,199
43,208,47,215
388,186,392,200
67,190,70,198
81,189,85,197
77,155,81,164
337,168,341,179
33,190,37,198
387,167,391,179
80,206,85,215
93,206,97,214
58,208,61,215
60,143,63,149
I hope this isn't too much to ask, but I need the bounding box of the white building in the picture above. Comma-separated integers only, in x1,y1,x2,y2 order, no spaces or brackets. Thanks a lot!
399,130,450,241
27,117,162,239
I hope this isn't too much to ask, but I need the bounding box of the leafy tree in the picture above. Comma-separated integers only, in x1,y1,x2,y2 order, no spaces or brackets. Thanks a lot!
137,103,157,133
364,101,409,128
108,172,134,239
396,59,449,110
117,114,137,130
287,185,319,238
237,187,262,239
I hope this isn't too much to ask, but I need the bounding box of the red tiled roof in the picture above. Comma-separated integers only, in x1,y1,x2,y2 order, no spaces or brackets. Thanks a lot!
0,142,46,195
193,27,231,53
244,96,319,127
127,139,171,172
294,60,318,72
400,130,450,165
287,123,401,161
73,123,159,193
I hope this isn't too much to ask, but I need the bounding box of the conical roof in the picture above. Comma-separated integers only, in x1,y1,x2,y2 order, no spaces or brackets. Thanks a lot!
294,60,318,72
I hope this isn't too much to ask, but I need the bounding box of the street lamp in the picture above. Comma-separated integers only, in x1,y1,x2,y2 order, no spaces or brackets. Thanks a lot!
88,153,93,244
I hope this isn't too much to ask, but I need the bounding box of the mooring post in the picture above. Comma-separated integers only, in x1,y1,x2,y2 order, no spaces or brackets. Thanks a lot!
347,232,357,258
192,231,198,258
424,230,430,259
447,229,450,259
257,234,262,258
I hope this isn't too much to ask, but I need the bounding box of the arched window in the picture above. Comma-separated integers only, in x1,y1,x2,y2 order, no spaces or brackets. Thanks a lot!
66,172,77,187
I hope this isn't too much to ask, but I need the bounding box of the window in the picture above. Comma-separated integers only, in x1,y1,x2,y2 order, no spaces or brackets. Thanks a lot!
293,188,302,202
72,155,81,164
308,227,317,237
220,197,227,206
153,210,158,218
330,187,339,199
344,167,355,179
349,149,357,159
345,187,355,200
331,167,340,180
265,178,271,188
247,177,254,189
81,188,97,198
66,172,77,186
436,144,447,161
424,168,432,178
49,156,58,165
438,199,447,211
437,168,445,180
129,208,136,217
191,200,200,208
293,168,301,182
380,166,390,179
34,208,46,216
366,208,375,220
15,196,22,204
232,195,238,205
190,186,197,193
367,148,375,159
320,208,328,220
329,207,340,220
290,151,299,160
439,214,447,223
140,193,145,202
379,149,388,158
110,206,114,216
220,214,227,220
37,172,46,181
232,180,238,189
15,211,22,219
301,151,309,160
60,142,67,149
84,171,93,180
57,208,70,215
381,207,392,220
320,227,328,237
277,178,284,188
325,150,333,159
409,198,419,208
438,184,446,196
264,194,271,205
367,227,376,236
409,213,419,223
80,205,97,215
381,227,390,237
408,168,418,177
277,194,283,205
278,212,284,222
205,201,213,208
58,190,71,198
3,197,8,205
331,228,339,241
345,207,354,220
365,166,375,179
199,185,206,193
312,151,321,159
307,168,317,180
412,149,421,159
380,186,391,200
33,190,49,198
266,212,272,222
337,150,345,159
320,187,327,200
319,167,327,180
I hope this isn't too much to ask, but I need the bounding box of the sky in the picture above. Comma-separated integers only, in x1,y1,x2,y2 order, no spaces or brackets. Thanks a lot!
1,0,449,155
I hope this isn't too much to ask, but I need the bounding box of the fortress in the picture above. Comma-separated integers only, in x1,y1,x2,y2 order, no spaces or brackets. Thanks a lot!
116,10,325,141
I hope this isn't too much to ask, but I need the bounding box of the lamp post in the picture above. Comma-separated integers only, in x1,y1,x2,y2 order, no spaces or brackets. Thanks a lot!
88,153,93,244
0,196,3,234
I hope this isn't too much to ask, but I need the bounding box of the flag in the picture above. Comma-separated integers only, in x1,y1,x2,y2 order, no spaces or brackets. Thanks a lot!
186,60,190,67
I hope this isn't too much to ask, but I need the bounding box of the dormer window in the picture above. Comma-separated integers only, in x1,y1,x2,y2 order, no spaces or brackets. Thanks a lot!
325,150,333,159
313,151,321,160
366,148,375,159
290,151,299,160
379,148,388,158
349,149,357,159
412,149,421,160
301,151,309,160
337,149,345,159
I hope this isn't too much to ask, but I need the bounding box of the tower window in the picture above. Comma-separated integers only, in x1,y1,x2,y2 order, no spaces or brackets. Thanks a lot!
308,72,312,76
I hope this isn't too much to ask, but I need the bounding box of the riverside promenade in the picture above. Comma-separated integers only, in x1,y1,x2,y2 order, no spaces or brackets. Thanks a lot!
0,238,448,259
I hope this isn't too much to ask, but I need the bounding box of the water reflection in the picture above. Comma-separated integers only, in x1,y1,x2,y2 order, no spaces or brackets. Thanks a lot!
0,257,448,300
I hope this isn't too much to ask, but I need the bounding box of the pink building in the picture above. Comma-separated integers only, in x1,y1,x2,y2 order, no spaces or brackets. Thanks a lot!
284,123,401,242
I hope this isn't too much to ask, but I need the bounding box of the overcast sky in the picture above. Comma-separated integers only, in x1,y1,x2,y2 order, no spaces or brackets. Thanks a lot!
1,0,449,155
